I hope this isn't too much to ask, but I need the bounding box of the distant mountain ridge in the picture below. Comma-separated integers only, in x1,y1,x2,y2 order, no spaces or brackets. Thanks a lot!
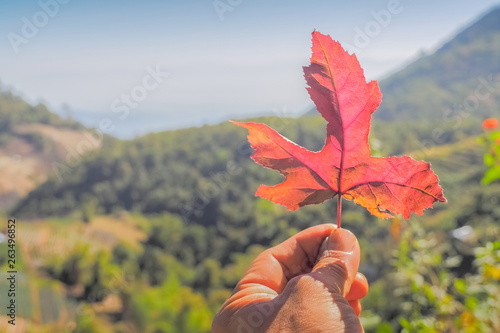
376,6,500,121
442,5,500,51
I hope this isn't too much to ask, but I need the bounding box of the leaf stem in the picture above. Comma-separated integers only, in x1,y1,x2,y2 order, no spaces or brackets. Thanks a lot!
337,195,342,228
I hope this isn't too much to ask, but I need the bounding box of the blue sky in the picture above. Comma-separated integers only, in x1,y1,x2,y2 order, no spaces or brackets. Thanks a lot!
0,0,499,137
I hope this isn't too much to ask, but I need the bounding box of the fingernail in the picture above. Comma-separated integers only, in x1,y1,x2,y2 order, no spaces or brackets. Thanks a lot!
328,228,356,253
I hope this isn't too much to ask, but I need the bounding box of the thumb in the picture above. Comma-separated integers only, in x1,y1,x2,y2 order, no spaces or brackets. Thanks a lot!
310,228,360,297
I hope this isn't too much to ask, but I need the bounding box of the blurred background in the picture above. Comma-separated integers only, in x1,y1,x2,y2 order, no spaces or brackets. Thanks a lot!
0,0,499,332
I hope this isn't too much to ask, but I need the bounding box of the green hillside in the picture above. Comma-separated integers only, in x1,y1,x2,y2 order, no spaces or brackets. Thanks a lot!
10,115,481,220
377,6,500,121
0,88,115,209
11,116,334,249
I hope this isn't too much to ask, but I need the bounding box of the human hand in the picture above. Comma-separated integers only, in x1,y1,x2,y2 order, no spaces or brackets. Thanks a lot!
212,224,368,333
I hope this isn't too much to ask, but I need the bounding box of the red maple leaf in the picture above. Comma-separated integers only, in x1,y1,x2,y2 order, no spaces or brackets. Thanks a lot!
232,31,446,227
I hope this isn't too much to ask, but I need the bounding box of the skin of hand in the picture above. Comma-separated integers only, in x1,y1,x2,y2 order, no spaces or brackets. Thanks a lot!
212,224,368,333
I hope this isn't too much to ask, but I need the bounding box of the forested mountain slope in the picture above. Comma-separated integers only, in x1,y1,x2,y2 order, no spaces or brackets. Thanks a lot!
11,115,482,224
376,6,500,121
0,88,109,208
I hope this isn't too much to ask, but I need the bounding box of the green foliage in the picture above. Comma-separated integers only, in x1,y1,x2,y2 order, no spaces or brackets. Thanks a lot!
112,242,135,265
83,251,122,303
138,246,169,286
74,305,109,333
126,276,213,333
144,214,184,253
81,195,99,223
480,128,500,184
49,243,95,286
386,222,500,332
